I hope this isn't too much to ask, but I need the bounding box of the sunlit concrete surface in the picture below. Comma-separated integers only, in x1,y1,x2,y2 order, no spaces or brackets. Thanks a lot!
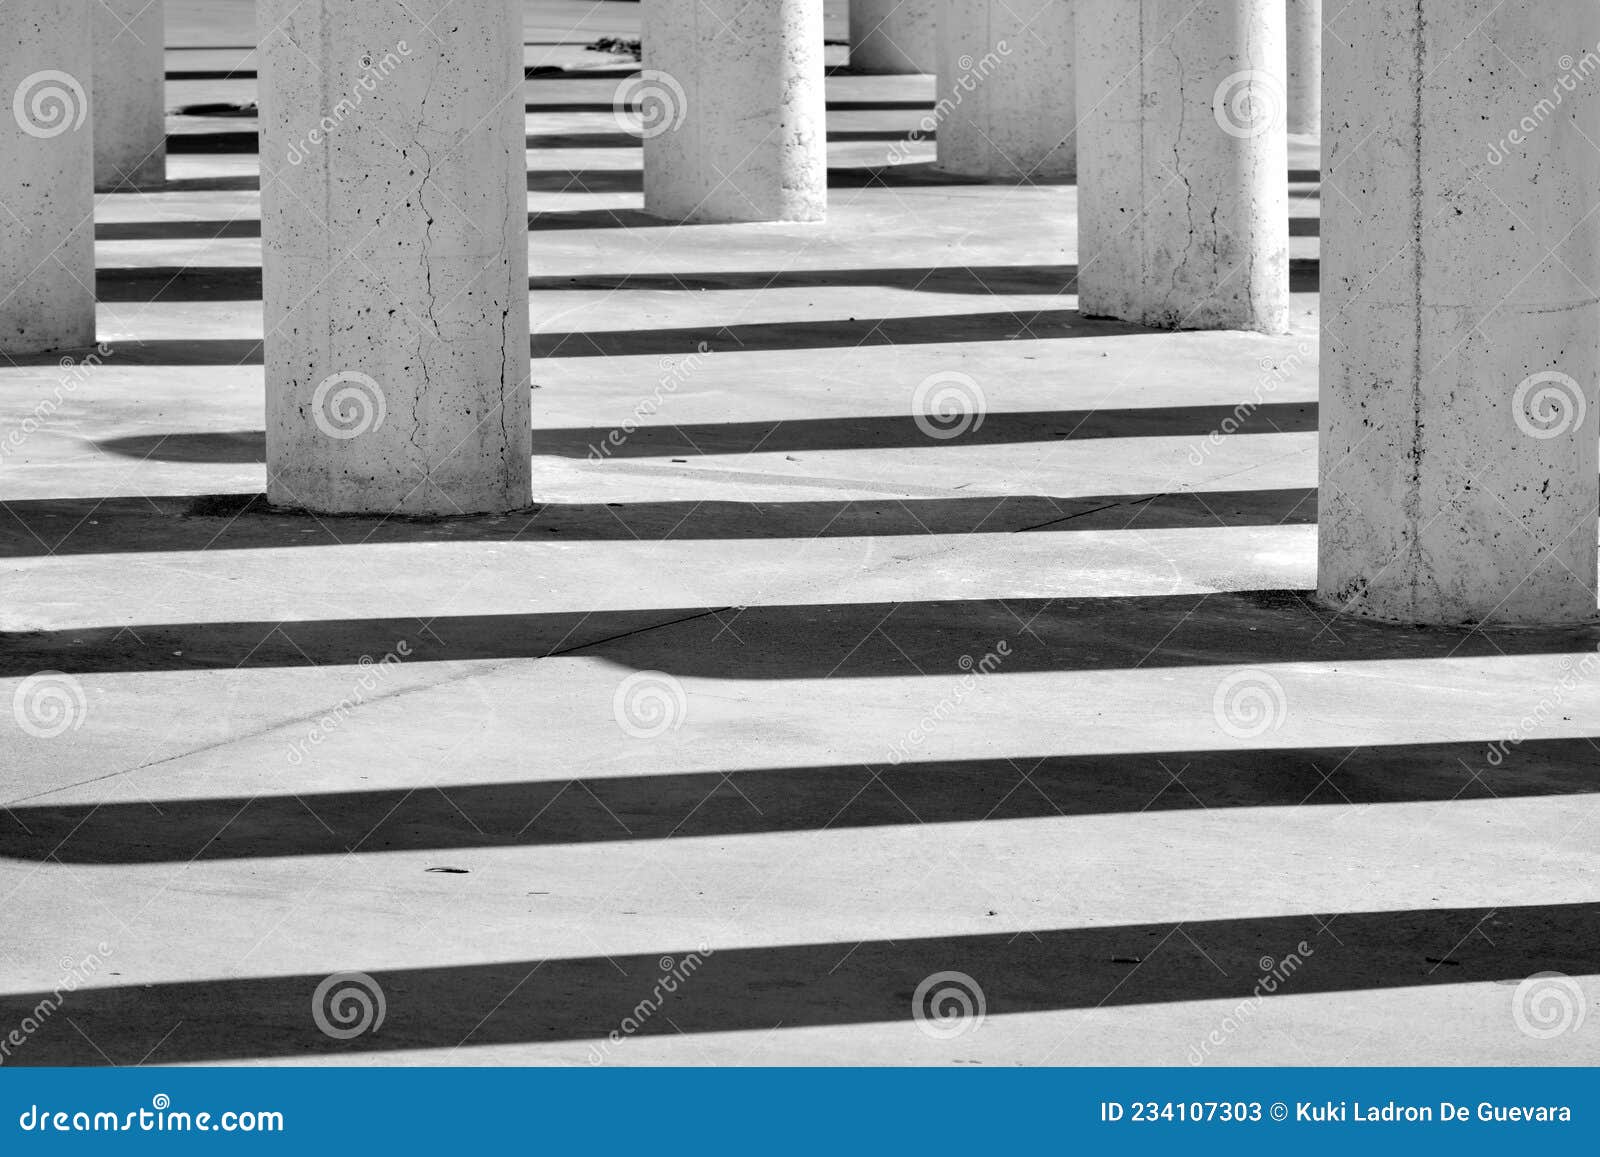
1,0,1596,1067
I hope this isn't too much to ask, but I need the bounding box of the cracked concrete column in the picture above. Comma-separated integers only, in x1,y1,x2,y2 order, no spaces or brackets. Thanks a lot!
1,0,95,354
1318,0,1600,625
1286,0,1319,134
641,0,826,223
851,0,937,74
93,0,165,190
257,0,531,515
1076,0,1288,332
935,0,1075,180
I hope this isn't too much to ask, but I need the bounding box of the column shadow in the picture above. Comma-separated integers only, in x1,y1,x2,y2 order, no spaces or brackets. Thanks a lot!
0,488,1318,558
3,591,1594,678
1,903,1590,1063
4,738,1592,864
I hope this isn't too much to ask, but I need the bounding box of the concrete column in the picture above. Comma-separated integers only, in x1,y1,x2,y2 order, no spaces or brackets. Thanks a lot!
851,0,937,74
257,0,531,515
935,0,1075,180
0,0,96,354
641,0,826,223
1318,0,1600,626
1286,0,1320,134
1076,0,1288,332
92,0,165,190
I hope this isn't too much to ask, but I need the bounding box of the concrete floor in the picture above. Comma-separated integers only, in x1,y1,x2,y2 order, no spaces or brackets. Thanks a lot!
1,1,1597,1066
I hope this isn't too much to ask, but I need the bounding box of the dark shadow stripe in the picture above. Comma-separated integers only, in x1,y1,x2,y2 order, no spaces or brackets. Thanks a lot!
165,59,621,82
85,404,1315,464
529,403,1316,456
94,261,1080,301
527,100,936,114
526,264,1079,293
5,738,1593,865
530,309,1155,356
92,258,1315,300
0,309,1163,364
97,220,261,241
1,903,1591,1063
168,128,939,156
0,488,1318,557
2,591,1594,678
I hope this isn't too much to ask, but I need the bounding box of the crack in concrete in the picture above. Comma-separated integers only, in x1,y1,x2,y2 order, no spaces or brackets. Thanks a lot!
4,608,738,807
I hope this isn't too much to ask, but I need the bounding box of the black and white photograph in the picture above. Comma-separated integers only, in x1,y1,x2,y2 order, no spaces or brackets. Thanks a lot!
0,0,1595,1148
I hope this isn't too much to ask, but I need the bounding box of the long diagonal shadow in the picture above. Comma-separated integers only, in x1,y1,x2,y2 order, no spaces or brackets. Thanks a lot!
4,738,1594,865
1,903,1590,1063
0,309,1182,366
165,128,943,156
92,262,1087,300
0,488,1318,558
84,403,1317,464
4,592,1595,678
